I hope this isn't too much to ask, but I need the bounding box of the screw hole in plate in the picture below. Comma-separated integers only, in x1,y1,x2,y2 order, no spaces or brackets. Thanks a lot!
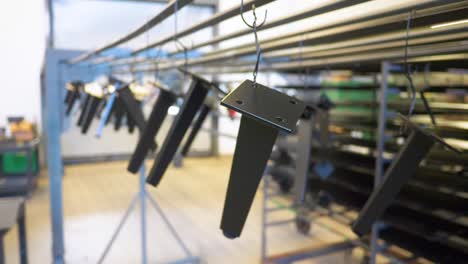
289,100,297,105
236,100,244,105
275,116,286,123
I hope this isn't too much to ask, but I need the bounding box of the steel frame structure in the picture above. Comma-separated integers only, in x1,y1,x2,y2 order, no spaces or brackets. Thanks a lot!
44,0,468,263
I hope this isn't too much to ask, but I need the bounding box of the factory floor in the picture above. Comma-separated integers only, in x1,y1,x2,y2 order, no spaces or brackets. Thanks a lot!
4,156,363,264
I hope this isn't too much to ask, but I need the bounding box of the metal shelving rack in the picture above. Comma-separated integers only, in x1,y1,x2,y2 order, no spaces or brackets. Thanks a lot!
261,61,468,263
42,0,468,263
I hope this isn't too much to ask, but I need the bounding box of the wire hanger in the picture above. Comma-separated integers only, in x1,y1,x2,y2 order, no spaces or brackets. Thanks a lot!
421,63,437,125
402,10,436,133
240,0,267,88
173,0,190,73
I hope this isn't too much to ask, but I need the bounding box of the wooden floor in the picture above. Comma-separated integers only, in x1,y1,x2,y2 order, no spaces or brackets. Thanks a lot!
4,156,360,264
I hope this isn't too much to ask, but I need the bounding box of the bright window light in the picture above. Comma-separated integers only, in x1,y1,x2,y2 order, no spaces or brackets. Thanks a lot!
168,106,180,116
431,19,468,29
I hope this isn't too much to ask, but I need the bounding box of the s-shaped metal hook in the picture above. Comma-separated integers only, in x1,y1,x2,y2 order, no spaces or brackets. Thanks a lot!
240,0,267,87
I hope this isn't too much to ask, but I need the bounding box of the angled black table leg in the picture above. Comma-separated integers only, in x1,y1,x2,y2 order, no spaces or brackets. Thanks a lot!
127,111,136,134
64,89,72,104
146,77,210,186
219,80,306,238
221,115,278,238
352,115,459,236
181,104,211,156
65,89,80,116
77,94,91,127
113,98,124,131
128,88,176,173
117,86,157,151
81,96,102,134
117,86,146,132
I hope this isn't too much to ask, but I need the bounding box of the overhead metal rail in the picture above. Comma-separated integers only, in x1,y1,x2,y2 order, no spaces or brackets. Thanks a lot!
87,0,277,65
121,40,468,74
264,26,468,61
129,0,277,55
165,0,370,56
68,0,194,64
110,28,468,72
123,18,468,72
108,0,468,71
204,0,468,57
91,0,218,7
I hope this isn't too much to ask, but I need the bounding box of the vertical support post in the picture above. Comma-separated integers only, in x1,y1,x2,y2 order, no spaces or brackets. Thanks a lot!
0,232,5,264
261,175,270,263
369,61,390,264
210,0,220,157
47,0,55,48
18,203,27,264
294,117,314,205
46,57,65,264
139,165,148,264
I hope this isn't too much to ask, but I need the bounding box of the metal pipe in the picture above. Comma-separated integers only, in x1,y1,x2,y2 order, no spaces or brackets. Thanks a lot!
264,28,468,60
135,1,468,70
119,39,468,73
106,1,468,68
68,0,194,64
168,0,369,55
130,0,277,56
206,0,467,57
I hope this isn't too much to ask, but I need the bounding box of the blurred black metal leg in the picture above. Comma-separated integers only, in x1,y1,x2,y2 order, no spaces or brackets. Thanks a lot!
221,115,278,239
128,89,176,173
352,127,435,236
127,111,136,134
219,80,307,238
77,94,91,126
65,90,80,116
118,86,146,132
81,96,101,134
114,98,124,131
146,79,210,186
181,104,211,156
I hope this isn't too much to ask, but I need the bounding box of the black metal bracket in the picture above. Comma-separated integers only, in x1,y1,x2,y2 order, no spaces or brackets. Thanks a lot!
117,85,146,132
65,81,82,116
146,71,211,186
113,97,125,131
180,104,211,156
352,114,461,236
81,96,102,134
77,93,91,127
219,80,307,239
128,88,177,173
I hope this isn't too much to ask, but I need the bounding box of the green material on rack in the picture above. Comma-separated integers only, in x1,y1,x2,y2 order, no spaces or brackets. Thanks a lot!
321,80,375,88
1,150,38,175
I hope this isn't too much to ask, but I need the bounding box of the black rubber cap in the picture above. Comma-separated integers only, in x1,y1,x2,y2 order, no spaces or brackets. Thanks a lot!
222,229,239,239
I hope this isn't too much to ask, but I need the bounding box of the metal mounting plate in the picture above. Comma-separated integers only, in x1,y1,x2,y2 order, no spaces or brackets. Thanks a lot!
221,80,306,133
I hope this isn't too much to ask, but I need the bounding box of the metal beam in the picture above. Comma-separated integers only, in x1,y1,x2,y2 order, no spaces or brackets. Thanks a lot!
129,0,277,55
106,0,467,68
88,0,218,7
206,0,467,57
168,0,370,55
131,1,468,71
264,27,468,61
68,0,194,64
